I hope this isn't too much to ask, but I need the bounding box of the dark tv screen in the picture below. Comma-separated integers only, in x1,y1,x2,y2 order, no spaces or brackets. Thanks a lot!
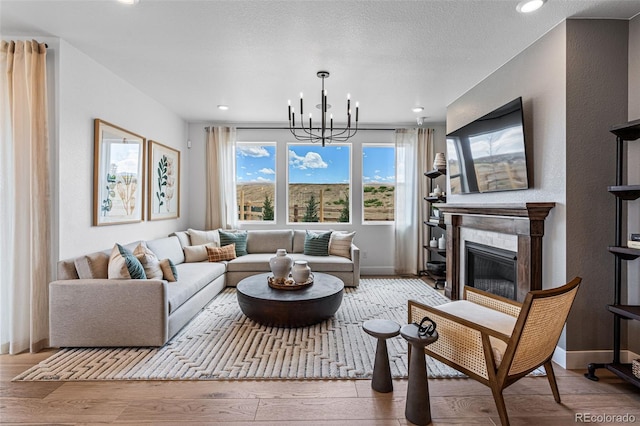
446,97,529,194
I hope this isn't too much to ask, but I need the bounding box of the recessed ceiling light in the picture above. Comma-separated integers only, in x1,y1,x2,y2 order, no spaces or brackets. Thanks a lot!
516,0,546,13
217,105,229,111
117,0,139,4
412,106,424,113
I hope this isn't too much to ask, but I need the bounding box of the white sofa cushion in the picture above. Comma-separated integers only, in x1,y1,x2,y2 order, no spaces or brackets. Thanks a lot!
246,229,293,254
146,236,186,265
289,254,354,272
188,228,220,246
433,300,517,366
168,262,226,313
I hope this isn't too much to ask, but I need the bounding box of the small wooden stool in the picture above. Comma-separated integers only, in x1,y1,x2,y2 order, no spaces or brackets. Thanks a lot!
363,319,401,393
400,323,439,426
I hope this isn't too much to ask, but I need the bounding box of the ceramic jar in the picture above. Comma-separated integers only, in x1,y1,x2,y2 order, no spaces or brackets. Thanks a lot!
291,260,311,283
269,249,293,280
433,152,447,170
438,234,446,250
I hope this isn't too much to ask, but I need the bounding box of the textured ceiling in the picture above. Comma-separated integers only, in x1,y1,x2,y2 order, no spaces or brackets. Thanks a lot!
2,0,639,125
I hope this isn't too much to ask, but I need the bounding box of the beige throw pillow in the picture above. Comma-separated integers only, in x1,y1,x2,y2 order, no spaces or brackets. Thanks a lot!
329,231,355,259
183,243,217,263
188,228,220,247
133,243,164,280
159,258,178,282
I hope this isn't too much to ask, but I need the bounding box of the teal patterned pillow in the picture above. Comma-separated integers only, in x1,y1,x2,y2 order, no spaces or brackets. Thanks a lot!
108,243,147,279
218,230,248,257
303,230,332,256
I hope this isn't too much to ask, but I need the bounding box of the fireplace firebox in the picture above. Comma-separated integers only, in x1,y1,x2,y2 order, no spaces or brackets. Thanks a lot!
466,242,518,300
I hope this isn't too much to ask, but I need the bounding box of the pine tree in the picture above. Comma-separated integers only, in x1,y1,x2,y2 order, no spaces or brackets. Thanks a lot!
338,193,349,222
303,194,319,222
262,194,274,220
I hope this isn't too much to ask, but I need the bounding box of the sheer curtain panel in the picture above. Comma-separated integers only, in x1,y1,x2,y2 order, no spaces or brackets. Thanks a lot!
0,40,51,354
205,126,237,229
394,128,433,275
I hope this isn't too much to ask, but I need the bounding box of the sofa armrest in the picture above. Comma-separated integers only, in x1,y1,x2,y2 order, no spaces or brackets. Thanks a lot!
351,244,360,287
49,279,169,347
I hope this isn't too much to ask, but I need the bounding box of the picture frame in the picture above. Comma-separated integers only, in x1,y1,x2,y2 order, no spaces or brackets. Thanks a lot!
148,140,180,220
93,119,146,226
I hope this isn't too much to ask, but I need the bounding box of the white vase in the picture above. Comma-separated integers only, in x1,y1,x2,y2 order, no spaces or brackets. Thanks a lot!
269,249,293,280
438,235,446,250
433,152,447,170
291,260,311,283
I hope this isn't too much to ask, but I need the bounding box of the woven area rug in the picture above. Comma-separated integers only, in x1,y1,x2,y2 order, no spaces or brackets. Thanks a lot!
14,278,465,381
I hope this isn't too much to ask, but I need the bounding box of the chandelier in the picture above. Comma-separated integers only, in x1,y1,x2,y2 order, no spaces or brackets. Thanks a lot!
287,71,359,147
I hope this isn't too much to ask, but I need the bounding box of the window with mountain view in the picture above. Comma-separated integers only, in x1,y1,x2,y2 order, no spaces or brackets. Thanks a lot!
287,144,351,223
362,145,395,222
235,142,276,222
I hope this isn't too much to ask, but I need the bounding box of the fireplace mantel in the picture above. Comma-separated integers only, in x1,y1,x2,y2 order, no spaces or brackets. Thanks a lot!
438,202,555,302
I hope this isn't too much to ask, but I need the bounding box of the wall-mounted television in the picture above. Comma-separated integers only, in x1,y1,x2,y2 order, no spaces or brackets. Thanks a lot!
446,97,529,194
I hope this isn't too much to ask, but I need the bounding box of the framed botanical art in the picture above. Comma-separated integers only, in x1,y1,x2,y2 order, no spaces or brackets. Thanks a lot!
148,140,180,220
93,119,146,226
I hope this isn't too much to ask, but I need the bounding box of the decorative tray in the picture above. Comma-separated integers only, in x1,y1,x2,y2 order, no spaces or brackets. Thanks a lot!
268,273,314,290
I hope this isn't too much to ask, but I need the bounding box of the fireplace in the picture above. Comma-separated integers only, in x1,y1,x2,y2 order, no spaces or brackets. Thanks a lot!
466,242,517,300
436,203,555,302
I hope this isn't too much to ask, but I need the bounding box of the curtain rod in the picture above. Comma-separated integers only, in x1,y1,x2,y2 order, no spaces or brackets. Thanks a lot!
204,126,400,131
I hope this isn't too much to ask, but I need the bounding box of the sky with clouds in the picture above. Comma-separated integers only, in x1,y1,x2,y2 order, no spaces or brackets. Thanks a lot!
236,143,395,185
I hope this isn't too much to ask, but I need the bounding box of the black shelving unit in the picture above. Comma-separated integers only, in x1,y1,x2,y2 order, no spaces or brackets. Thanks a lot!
421,168,447,288
585,119,640,388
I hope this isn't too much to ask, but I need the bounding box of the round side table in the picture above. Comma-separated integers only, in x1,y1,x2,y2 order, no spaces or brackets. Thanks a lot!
400,323,439,426
363,319,401,393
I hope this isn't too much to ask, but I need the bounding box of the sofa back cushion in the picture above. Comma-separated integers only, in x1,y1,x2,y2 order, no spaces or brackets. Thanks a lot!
74,251,110,279
246,229,293,254
146,236,185,265
170,231,191,248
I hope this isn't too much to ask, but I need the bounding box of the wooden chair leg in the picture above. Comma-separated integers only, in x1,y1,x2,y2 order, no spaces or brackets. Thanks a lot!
490,385,510,426
544,360,561,403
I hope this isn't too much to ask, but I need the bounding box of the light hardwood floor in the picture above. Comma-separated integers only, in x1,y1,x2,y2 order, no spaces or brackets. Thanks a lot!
1,349,639,425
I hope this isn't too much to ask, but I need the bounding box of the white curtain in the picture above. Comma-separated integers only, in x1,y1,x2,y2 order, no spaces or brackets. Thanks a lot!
0,40,51,354
394,128,433,275
205,126,237,229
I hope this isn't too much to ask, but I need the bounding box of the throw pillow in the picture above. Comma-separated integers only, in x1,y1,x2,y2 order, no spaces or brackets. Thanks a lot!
188,228,220,247
133,243,164,279
303,230,332,256
159,258,178,282
108,243,147,279
329,231,356,259
218,230,248,257
183,243,217,263
206,244,237,262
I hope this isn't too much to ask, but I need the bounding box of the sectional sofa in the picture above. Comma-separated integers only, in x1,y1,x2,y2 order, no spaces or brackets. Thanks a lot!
49,229,359,348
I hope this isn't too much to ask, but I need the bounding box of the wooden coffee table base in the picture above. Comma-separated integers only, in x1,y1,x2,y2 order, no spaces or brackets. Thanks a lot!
236,272,345,327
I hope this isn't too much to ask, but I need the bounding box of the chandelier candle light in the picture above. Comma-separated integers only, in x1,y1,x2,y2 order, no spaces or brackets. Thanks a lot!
288,71,359,147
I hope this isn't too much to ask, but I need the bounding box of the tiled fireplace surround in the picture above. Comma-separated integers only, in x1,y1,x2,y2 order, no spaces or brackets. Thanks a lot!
437,203,555,303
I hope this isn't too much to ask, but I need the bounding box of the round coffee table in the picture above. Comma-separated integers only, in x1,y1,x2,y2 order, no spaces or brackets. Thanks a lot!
236,272,344,327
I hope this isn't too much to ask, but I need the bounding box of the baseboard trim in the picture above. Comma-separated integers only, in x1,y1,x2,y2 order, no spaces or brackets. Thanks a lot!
360,267,396,275
553,347,640,370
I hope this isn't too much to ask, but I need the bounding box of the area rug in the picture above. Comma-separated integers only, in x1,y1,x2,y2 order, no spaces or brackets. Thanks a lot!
14,278,465,381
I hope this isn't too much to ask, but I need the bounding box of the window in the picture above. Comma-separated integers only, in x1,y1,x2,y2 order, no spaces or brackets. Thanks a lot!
287,144,351,223
235,142,276,221
362,145,395,222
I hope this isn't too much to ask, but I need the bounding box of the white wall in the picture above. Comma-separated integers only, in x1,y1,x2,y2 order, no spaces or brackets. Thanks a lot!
186,124,446,274
57,40,189,259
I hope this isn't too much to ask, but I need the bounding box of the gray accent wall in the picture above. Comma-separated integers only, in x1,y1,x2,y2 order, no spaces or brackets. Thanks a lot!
447,19,632,356
565,19,628,352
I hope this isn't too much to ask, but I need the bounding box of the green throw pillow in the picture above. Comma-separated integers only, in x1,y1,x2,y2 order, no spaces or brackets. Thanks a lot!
303,230,332,256
107,243,147,279
218,230,248,257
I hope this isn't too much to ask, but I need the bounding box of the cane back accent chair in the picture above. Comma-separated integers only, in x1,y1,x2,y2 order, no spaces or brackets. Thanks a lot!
408,276,581,426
